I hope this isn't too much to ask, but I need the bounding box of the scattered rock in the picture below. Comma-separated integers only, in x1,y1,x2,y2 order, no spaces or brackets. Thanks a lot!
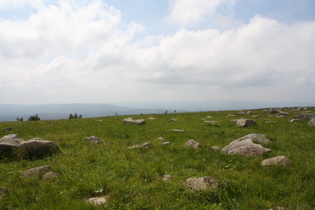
261,156,292,167
22,165,52,177
171,118,178,122
276,112,288,118
42,171,60,180
156,137,165,141
226,114,235,117
162,175,172,181
161,142,171,146
238,111,246,115
265,109,280,114
185,140,201,150
247,111,252,114
211,146,221,151
265,120,276,124
185,176,217,191
222,136,271,156
0,187,8,198
86,196,108,206
205,121,221,127
236,118,257,127
236,133,272,144
291,113,315,121
252,115,259,118
289,119,299,123
122,117,146,125
127,142,150,149
85,136,102,144
147,117,155,120
308,118,315,127
206,116,212,119
168,129,185,133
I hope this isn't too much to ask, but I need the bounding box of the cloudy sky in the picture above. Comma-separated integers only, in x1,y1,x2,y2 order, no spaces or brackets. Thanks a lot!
1,0,315,109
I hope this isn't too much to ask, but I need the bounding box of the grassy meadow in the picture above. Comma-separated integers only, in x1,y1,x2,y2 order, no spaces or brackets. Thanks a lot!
0,107,315,209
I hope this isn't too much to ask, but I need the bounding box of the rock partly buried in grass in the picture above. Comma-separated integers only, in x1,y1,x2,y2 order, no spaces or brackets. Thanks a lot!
276,111,288,118
161,142,171,146
221,134,272,156
236,118,257,127
211,146,221,151
127,142,150,149
236,133,272,144
0,135,60,159
42,171,60,180
308,118,315,127
261,156,292,167
185,176,217,191
86,196,108,206
122,117,146,125
185,140,201,150
85,136,102,144
22,165,52,177
162,175,172,181
0,187,8,199
205,121,221,127
291,113,315,121
168,129,185,133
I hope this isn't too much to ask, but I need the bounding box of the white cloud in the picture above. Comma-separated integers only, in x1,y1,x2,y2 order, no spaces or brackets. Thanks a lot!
166,0,236,27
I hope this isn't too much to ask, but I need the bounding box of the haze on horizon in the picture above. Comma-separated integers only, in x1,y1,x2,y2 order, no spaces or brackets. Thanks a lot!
1,0,315,109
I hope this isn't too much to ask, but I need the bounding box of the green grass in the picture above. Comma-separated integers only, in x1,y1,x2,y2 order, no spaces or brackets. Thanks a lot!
0,108,315,209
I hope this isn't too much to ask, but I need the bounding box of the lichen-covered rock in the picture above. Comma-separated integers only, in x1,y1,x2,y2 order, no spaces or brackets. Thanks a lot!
185,176,217,191
86,196,108,206
85,136,102,144
308,118,315,127
185,140,201,150
236,133,272,144
261,156,292,167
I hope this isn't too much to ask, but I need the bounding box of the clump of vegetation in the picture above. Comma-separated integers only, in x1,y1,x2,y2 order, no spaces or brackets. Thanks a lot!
16,117,23,121
69,113,82,119
0,107,314,209
28,114,40,121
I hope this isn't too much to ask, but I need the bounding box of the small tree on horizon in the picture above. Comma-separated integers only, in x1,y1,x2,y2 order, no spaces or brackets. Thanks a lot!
28,114,40,121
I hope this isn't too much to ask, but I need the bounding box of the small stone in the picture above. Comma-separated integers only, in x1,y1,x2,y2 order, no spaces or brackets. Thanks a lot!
0,187,8,198
127,142,150,149
85,136,102,144
211,146,221,151
157,137,165,141
168,129,185,133
42,172,60,180
162,175,172,181
185,176,217,191
86,196,107,206
185,140,201,150
161,142,171,146
261,156,292,167
122,118,146,125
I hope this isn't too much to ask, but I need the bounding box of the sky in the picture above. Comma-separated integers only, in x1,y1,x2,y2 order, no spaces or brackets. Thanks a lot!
1,0,315,109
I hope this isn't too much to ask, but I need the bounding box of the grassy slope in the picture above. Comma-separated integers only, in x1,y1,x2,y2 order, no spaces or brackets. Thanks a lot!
0,108,314,209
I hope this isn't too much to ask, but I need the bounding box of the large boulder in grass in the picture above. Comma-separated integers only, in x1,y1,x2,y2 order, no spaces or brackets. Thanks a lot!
236,118,257,127
308,118,315,127
291,113,315,121
0,135,60,159
222,134,272,156
185,176,217,191
122,117,146,125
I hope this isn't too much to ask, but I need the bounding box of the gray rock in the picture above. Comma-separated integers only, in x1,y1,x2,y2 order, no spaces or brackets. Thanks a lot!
127,142,150,149
308,118,315,127
18,139,61,159
168,129,185,133
161,142,171,146
276,112,288,118
236,118,257,127
122,117,146,125
156,137,165,141
222,139,271,156
162,175,172,181
22,165,52,177
86,196,107,206
236,133,272,144
261,156,292,167
85,136,102,144
42,172,60,180
291,113,315,121
185,176,217,191
185,140,201,150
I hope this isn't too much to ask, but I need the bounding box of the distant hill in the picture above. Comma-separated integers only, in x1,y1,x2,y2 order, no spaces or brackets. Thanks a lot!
0,104,179,122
